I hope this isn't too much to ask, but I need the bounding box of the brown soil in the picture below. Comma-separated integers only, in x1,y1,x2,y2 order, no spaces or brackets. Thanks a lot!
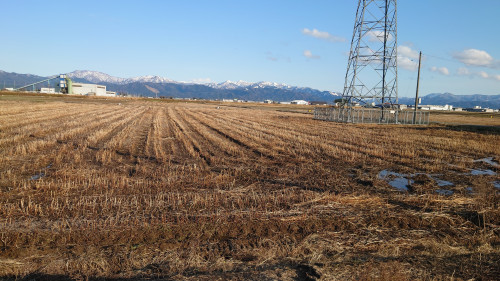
0,94,499,280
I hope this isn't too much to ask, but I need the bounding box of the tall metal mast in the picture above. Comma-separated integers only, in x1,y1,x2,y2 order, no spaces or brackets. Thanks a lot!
310,1,426,124
342,0,398,112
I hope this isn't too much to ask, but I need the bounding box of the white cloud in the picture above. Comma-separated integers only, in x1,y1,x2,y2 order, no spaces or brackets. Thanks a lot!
399,45,420,60
440,67,450,76
453,49,495,67
455,66,500,82
478,71,489,79
302,28,345,42
457,68,500,82
398,56,418,71
430,66,449,76
397,45,419,71
457,67,470,76
477,72,500,82
303,50,320,59
366,30,394,43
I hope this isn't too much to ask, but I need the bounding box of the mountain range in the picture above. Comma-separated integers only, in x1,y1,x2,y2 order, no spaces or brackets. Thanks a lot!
1,69,499,108
67,70,341,102
0,70,340,102
398,93,500,109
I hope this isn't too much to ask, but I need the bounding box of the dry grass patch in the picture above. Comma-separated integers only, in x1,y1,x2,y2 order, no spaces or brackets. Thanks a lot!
0,95,498,280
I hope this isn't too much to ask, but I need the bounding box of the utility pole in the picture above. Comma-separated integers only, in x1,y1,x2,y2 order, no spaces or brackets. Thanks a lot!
413,51,422,124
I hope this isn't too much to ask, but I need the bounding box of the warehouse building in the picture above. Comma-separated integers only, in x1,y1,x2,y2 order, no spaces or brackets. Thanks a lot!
291,100,309,105
71,82,115,96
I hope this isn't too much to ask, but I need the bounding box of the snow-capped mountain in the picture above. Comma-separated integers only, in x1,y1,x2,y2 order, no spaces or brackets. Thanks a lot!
209,80,339,97
209,80,255,89
68,70,127,84
68,70,175,85
2,69,339,102
209,80,291,90
67,70,339,96
66,70,340,101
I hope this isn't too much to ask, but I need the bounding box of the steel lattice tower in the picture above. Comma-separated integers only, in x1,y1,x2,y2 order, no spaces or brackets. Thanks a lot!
342,0,398,109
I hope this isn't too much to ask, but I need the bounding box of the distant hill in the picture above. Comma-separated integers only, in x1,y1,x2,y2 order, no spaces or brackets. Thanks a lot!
2,70,499,108
67,70,340,102
0,70,48,89
1,70,340,102
399,93,500,109
95,82,339,102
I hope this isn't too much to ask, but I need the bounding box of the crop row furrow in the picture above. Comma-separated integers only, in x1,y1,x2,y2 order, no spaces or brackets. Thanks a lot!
176,108,249,163
201,109,431,171
0,106,105,149
148,107,172,163
168,106,209,166
171,107,221,166
3,106,130,157
0,103,102,132
0,102,79,118
3,106,135,184
86,107,148,150
181,108,280,161
198,110,373,162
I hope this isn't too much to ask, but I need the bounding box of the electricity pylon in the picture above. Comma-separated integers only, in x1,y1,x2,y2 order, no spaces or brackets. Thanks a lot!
342,0,398,113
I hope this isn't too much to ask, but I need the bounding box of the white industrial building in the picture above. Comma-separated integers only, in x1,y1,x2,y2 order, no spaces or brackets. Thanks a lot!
40,88,56,93
291,100,309,105
418,104,453,111
71,83,115,97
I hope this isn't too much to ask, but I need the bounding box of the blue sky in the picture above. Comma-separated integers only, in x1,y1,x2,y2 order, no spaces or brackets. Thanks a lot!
1,0,499,97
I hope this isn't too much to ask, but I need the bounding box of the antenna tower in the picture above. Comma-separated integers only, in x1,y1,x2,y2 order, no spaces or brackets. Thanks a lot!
342,0,398,111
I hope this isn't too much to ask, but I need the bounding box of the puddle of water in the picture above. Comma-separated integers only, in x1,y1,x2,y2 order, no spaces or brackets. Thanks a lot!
388,177,413,192
493,181,500,189
470,169,497,176
30,172,45,181
378,170,404,179
378,170,414,191
436,179,454,187
378,170,460,192
466,187,474,193
474,157,499,168
29,164,52,181
431,177,454,187
436,189,454,196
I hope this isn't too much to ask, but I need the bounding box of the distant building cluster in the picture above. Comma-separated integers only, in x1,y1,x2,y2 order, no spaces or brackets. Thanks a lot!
220,99,328,105
416,104,453,111
336,101,499,113
2,74,117,97
461,105,498,113
411,104,498,113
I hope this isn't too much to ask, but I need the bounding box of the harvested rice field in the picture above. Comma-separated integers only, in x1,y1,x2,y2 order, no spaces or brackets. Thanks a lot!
0,93,499,280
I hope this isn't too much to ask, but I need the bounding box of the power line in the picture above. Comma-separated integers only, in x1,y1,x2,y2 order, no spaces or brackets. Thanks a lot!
422,53,457,64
